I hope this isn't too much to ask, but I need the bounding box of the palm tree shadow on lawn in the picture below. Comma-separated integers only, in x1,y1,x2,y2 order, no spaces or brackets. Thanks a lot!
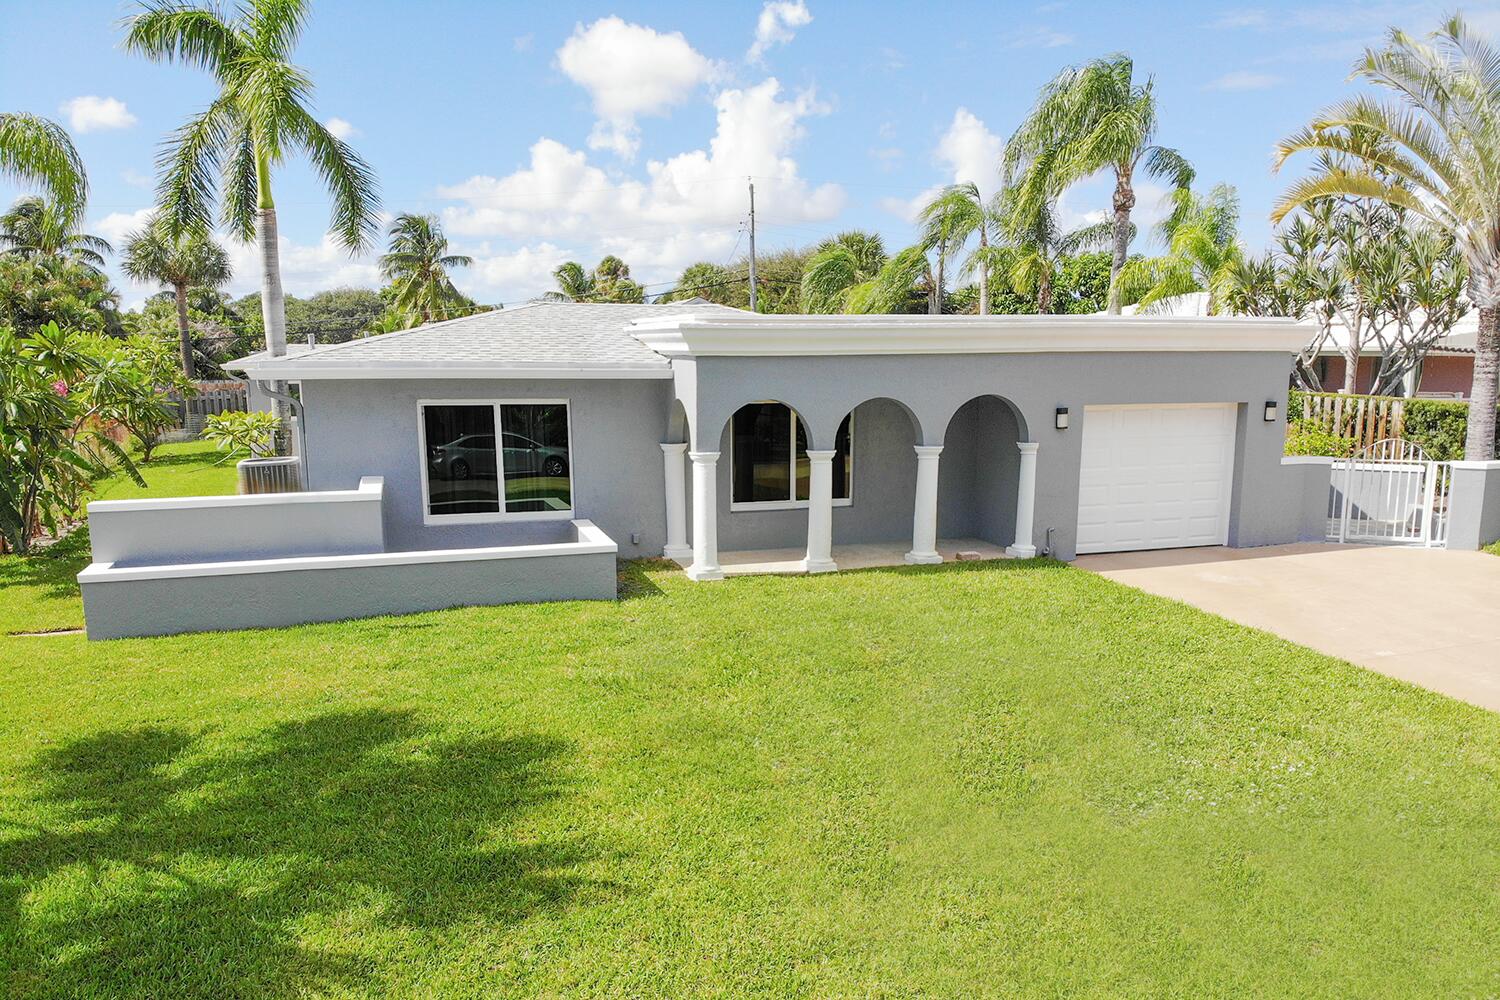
1,709,613,999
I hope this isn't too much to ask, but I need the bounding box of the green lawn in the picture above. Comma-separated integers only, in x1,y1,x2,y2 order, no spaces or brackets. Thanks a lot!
0,440,236,635
3,447,1500,997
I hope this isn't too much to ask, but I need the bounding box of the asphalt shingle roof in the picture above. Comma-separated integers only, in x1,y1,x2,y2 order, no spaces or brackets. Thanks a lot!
232,301,748,373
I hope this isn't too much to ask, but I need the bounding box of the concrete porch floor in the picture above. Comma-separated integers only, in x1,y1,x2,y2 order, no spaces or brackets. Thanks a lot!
1077,542,1500,713
677,537,1012,576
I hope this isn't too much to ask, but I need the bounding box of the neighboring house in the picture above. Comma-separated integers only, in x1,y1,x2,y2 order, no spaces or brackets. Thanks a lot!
78,301,1325,638
1117,292,1476,398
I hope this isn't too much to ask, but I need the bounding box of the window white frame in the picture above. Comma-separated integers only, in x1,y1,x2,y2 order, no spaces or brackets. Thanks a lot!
417,398,576,525
729,403,854,512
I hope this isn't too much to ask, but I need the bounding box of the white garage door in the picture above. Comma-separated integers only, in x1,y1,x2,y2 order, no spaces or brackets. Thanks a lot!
1076,403,1237,554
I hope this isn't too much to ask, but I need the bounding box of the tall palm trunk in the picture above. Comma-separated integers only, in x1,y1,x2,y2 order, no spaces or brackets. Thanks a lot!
172,279,195,379
1467,304,1499,460
1106,167,1135,315
977,227,990,316
1038,268,1054,315
1342,344,1359,395
254,149,290,447
930,238,946,315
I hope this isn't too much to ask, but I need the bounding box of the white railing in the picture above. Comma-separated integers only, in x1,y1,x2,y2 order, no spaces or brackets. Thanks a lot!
1327,438,1451,547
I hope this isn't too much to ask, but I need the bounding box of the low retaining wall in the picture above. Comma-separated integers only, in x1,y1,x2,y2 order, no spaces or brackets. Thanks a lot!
1447,461,1500,551
79,520,618,639
87,477,385,565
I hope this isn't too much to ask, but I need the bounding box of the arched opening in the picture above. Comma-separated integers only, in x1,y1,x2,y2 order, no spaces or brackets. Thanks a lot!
828,397,922,546
666,397,690,447
937,395,1025,549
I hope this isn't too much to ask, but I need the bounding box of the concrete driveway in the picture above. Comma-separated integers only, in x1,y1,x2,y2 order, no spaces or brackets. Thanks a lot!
1076,543,1500,713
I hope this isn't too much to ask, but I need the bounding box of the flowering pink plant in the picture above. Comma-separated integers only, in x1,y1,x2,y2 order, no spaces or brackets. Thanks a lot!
51,379,69,397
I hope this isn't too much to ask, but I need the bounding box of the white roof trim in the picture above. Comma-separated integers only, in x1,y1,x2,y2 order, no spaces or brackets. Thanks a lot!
235,362,673,381
629,313,1311,357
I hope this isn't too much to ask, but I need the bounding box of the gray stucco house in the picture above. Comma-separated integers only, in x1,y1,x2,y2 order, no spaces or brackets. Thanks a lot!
78,301,1329,638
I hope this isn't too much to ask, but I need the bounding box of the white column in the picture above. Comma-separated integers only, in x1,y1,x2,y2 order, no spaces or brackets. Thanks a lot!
687,451,723,581
660,442,691,562
803,449,838,573
905,444,944,564
1006,441,1040,558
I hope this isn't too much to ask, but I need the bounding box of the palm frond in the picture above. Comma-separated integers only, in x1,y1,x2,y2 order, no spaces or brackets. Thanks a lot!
288,106,380,252
0,113,88,219
121,2,244,76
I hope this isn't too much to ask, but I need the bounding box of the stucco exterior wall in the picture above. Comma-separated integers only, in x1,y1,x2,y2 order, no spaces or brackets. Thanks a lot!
1447,461,1500,550
80,543,617,640
685,351,1294,561
300,377,673,557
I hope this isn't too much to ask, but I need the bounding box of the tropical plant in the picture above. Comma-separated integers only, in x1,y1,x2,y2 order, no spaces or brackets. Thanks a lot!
0,196,112,268
123,0,381,375
203,409,281,464
90,333,193,461
988,192,1115,313
0,322,144,554
378,213,474,325
1272,15,1500,459
1118,184,1244,314
120,217,232,378
545,256,644,303
0,254,122,336
917,184,995,314
0,112,87,220
800,231,889,313
1004,54,1194,314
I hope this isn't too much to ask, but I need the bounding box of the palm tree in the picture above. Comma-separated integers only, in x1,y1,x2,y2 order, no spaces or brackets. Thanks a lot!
1119,184,1244,314
0,112,87,219
0,196,112,269
378,213,473,326
1272,16,1500,459
1004,54,1194,314
989,192,1114,313
917,184,995,314
122,0,380,373
800,231,888,312
120,218,232,378
547,261,596,302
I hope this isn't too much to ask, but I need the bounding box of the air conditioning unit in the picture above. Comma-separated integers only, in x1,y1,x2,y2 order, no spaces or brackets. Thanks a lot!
237,456,303,494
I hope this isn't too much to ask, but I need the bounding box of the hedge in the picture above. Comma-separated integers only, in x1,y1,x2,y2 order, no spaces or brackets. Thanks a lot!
1286,389,1499,461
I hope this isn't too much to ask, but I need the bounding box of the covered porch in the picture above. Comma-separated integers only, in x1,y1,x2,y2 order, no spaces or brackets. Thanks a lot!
658,391,1043,581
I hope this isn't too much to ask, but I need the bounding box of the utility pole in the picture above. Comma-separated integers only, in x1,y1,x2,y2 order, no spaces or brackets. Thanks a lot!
747,178,758,312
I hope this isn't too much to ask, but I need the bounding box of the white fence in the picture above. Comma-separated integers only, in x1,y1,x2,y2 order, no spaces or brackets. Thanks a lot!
1327,439,1451,547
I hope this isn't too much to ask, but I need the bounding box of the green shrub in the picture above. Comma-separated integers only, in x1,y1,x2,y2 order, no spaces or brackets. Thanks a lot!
1400,398,1492,462
203,410,281,465
1284,419,1356,457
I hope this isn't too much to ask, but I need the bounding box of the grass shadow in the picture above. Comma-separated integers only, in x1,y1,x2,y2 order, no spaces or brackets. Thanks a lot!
617,558,671,601
0,709,611,998
0,530,91,610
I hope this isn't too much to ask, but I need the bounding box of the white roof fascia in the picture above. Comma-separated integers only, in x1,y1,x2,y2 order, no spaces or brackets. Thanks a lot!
236,362,673,381
629,313,1312,357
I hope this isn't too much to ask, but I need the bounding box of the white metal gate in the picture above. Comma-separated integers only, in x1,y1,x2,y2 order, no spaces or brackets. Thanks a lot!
1328,438,1451,547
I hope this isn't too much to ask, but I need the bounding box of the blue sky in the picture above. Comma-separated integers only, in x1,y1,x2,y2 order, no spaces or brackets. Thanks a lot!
5,0,1500,309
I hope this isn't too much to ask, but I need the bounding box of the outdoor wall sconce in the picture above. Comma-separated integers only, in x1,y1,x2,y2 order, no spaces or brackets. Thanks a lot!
1264,400,1278,422
1055,406,1070,430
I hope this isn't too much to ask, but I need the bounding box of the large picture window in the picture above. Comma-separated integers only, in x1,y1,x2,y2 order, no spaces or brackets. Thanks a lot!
421,401,572,520
730,402,852,510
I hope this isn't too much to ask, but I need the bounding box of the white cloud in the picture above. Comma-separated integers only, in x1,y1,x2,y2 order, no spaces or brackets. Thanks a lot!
437,77,842,298
934,108,1003,192
325,117,360,140
556,16,721,160
1211,8,1267,28
121,168,152,188
59,95,137,133
468,243,573,300
1002,26,1074,48
878,108,1004,222
223,233,381,299
93,207,154,246
1204,70,1281,90
747,1,813,63
513,33,534,52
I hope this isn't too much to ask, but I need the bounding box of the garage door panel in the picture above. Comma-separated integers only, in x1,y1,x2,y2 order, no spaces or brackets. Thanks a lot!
1076,403,1236,554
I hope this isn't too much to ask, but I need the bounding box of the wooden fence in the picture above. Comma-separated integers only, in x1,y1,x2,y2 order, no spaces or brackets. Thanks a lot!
1296,392,1407,451
167,380,248,435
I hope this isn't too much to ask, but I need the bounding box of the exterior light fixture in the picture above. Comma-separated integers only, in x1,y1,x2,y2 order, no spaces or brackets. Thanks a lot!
1055,406,1070,430
1263,400,1278,422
